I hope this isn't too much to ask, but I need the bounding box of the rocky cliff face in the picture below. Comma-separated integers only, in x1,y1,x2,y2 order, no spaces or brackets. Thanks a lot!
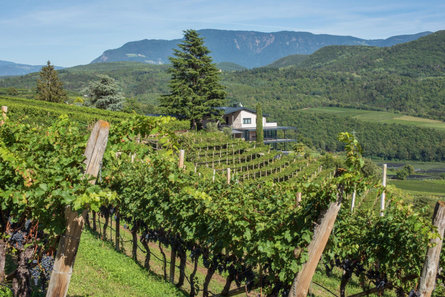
90,29,431,68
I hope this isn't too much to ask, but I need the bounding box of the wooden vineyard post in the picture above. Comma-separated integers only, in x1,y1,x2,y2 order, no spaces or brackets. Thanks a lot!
380,164,387,217
213,169,216,182
170,149,185,284
296,192,302,206
289,187,344,297
178,150,185,169
418,201,445,297
0,106,7,126
351,188,357,213
227,168,231,184
46,120,110,297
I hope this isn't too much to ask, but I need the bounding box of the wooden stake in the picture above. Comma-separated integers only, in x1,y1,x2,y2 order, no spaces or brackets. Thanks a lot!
178,150,185,169
296,192,302,206
227,168,231,184
289,187,344,297
0,106,7,126
418,201,445,297
213,169,216,182
46,120,109,297
380,164,387,217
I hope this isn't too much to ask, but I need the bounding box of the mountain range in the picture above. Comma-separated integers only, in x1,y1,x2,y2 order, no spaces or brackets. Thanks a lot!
91,29,431,68
0,60,63,77
2,30,444,119
0,29,432,76
1,30,444,163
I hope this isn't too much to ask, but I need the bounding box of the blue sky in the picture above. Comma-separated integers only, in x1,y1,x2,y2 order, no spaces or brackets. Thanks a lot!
1,0,444,67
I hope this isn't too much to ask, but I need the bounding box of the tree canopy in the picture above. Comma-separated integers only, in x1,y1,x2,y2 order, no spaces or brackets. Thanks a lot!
36,61,67,103
160,29,226,130
85,75,124,111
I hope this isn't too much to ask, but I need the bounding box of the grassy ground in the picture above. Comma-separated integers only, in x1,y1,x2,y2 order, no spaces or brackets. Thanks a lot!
389,179,445,195
300,107,445,131
67,230,186,297
83,215,396,297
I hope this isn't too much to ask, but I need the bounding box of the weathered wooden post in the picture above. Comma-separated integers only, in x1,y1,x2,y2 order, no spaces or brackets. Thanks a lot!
289,186,344,297
418,201,445,297
0,106,7,126
227,168,231,184
380,164,387,217
212,169,216,183
296,192,302,206
178,149,185,169
46,120,109,297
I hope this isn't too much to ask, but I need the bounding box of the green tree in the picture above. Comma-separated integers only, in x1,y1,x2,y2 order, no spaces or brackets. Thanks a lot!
160,29,226,130
36,61,67,103
85,75,124,111
395,164,415,180
256,103,264,144
6,87,18,96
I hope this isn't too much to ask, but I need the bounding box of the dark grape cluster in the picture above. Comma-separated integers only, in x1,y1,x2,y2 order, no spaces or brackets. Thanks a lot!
29,255,54,288
10,231,25,248
30,265,41,286
41,255,54,279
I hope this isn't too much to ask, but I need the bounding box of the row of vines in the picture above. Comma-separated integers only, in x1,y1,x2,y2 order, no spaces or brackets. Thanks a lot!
0,106,444,297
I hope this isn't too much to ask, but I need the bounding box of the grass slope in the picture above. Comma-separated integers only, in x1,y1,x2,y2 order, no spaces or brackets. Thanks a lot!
68,230,185,297
299,107,445,131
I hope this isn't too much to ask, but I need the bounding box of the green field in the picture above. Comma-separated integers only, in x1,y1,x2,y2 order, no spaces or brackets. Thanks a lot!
389,179,445,195
300,107,445,131
68,230,185,297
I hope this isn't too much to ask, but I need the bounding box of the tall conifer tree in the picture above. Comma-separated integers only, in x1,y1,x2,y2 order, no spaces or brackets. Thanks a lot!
256,103,264,144
160,29,226,130
36,61,67,103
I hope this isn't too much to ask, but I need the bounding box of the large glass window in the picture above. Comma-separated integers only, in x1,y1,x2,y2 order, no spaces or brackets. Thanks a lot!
264,130,277,139
243,118,251,124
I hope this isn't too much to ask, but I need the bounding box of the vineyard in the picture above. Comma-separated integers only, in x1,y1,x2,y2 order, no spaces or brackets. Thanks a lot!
0,99,444,297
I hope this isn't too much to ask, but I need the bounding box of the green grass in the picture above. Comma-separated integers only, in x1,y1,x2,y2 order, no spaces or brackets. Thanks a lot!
68,230,185,297
88,216,398,297
389,179,445,195
300,107,445,131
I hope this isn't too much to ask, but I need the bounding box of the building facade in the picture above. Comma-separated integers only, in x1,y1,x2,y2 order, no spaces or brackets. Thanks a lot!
217,106,296,148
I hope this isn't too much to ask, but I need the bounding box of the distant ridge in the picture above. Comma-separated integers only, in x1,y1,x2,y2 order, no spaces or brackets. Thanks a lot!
91,29,432,68
0,60,63,77
267,30,445,76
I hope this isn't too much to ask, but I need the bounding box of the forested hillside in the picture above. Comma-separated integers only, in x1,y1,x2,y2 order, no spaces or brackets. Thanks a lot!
1,31,445,161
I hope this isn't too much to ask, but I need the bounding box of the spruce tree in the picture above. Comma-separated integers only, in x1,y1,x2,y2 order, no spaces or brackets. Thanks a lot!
85,75,124,111
256,103,264,144
36,61,67,103
160,29,226,130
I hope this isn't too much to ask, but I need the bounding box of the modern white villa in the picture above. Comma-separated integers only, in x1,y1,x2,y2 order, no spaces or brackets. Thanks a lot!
216,105,296,147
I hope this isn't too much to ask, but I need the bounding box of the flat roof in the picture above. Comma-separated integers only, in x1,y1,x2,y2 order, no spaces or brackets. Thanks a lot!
216,106,269,117
264,139,297,144
235,126,296,131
